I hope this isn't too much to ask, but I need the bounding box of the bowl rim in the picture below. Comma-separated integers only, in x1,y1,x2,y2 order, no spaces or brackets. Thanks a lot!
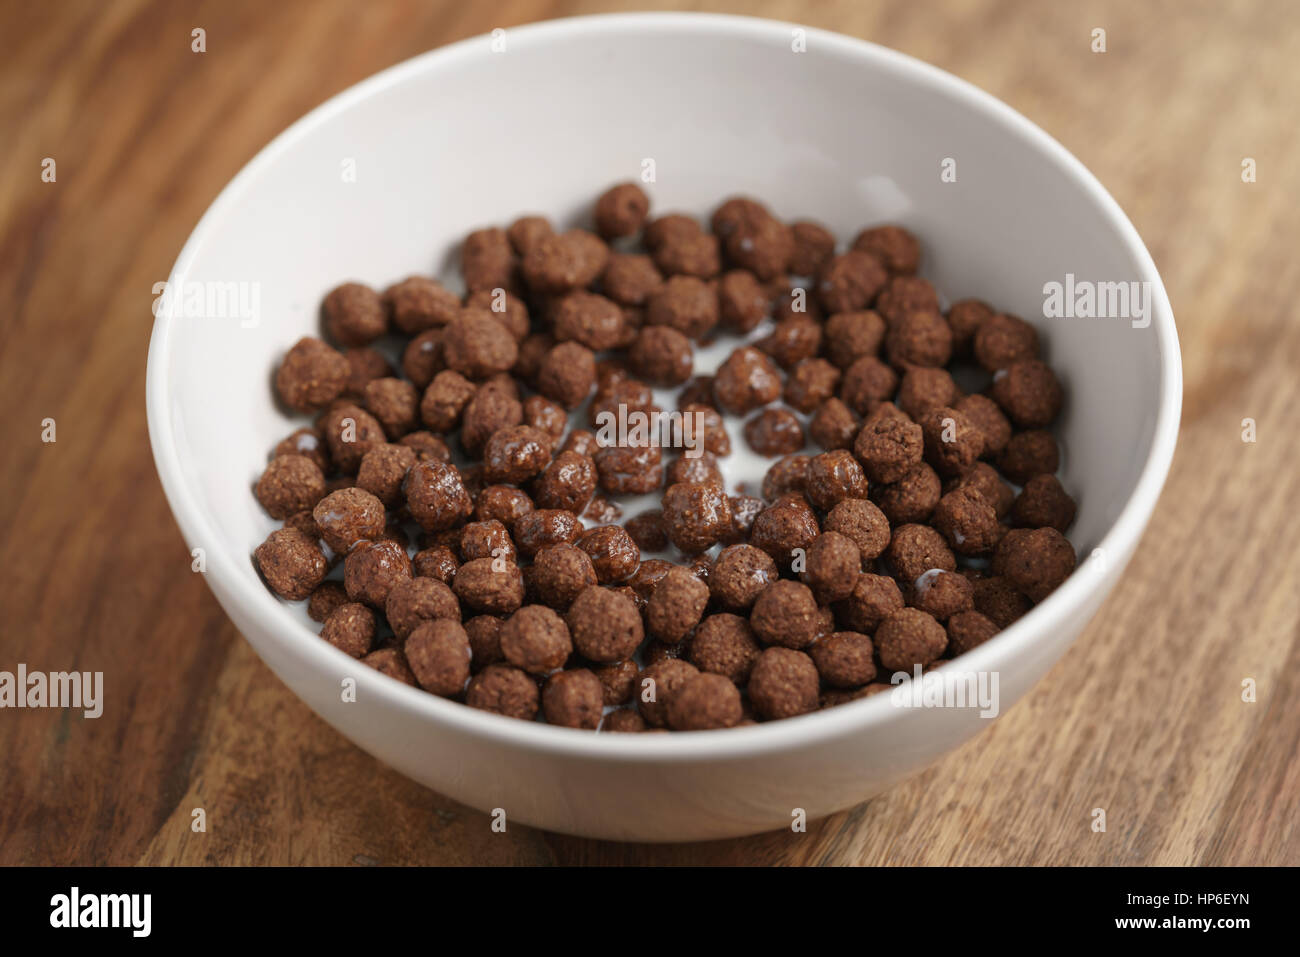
146,10,1182,763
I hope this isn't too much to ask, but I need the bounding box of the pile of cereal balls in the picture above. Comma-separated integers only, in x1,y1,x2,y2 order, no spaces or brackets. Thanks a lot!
253,184,1077,732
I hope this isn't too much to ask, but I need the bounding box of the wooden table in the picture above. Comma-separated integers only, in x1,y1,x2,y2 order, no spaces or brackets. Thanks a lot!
2,0,1297,866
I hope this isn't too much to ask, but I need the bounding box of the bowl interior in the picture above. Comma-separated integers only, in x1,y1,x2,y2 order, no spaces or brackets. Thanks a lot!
151,15,1169,709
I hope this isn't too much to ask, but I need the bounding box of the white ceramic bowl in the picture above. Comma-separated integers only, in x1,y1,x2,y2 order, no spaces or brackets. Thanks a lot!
147,12,1181,841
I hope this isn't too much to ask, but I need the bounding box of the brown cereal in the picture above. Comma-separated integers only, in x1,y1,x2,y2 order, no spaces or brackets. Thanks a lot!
553,290,625,351
1011,474,1077,531
460,383,524,458
464,614,504,671
399,430,452,463
896,366,957,420
500,604,572,675
809,398,860,451
576,525,640,584
420,370,477,433
784,358,841,414
717,269,770,332
810,631,877,688
823,498,891,563
750,493,820,570
839,355,899,416
343,347,394,400
543,669,605,729
405,619,472,696
537,341,597,409
833,572,905,632
990,359,1063,429
461,227,517,294
709,545,779,614
475,484,535,526
591,658,639,706
744,407,805,457
404,459,473,532
947,299,994,356
319,402,386,474
750,578,822,650
665,451,724,488
383,276,460,335
594,443,664,496
323,282,387,346
801,531,861,603
972,576,1032,628
758,314,822,369
947,610,1000,655
603,708,647,732
973,312,1039,372
947,461,1016,518
343,539,412,609
955,393,1013,458
624,509,668,552
532,451,598,514
886,309,953,367
412,544,459,584
681,403,731,456
481,424,552,485
886,523,957,585
507,215,554,256
313,486,386,554
355,443,417,508
852,224,920,275
273,427,330,473
992,527,1076,602
308,580,349,622
712,346,782,415
824,311,886,370
919,405,984,477
997,430,1060,484
256,454,326,520
874,275,939,328
255,528,327,600
748,647,819,720
789,221,836,276
522,395,567,441
531,544,599,610
875,608,947,672
646,566,710,643
524,229,610,293
817,250,887,314
362,647,418,686
320,602,376,658
910,568,974,621
667,673,743,730
401,329,444,390
805,450,869,511
873,462,942,525
512,508,582,557
854,414,923,484
453,557,525,615
602,253,664,306
629,325,694,386
566,585,644,662
931,486,1002,555
646,275,719,340
636,658,700,728
594,182,650,239
441,309,519,380
276,337,349,412
466,664,539,720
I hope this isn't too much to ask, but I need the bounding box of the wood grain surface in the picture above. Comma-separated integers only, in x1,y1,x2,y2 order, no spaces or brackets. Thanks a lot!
2,0,1297,866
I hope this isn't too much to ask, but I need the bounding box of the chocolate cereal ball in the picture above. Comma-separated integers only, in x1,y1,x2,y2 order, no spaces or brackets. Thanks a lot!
323,282,387,346
801,532,862,603
594,182,650,239
319,402,386,474
466,664,539,720
636,658,700,728
810,631,877,688
362,647,418,686
833,573,905,632
948,461,1016,518
362,377,419,439
709,544,778,613
276,337,349,412
385,576,461,641
629,325,694,386
500,604,572,675
257,454,326,520
689,614,762,685
886,523,957,585
404,459,473,532
945,298,994,355
553,290,625,351
997,430,1060,485
343,346,393,399
603,708,647,732
748,647,819,720
751,580,822,649
1011,474,1077,532
744,407,805,457
931,486,1002,555
593,444,663,496
405,619,472,697
441,309,519,380
476,485,535,527
344,539,412,609
886,309,953,367
973,312,1039,372
824,310,886,370
919,406,984,478
853,224,920,275
592,658,639,706
401,329,444,390
464,615,504,671
576,525,640,584
784,358,841,414
461,227,517,293
647,566,710,643
255,528,327,600
646,275,719,340
788,220,835,276
712,346,782,415
273,427,330,473
566,585,644,662
667,673,743,730
382,275,460,334
875,275,939,328
512,508,582,557
809,397,860,451
910,568,974,621
537,341,597,409
717,269,770,333
805,450,869,511
530,544,598,610
972,576,1032,628
854,414,923,485
320,602,377,658
543,669,605,729
896,366,957,421
602,253,664,306
356,443,417,508
875,608,947,673
839,355,898,416
507,215,553,256
947,610,1000,655
873,462,942,525
313,486,385,554
308,580,349,622
817,250,888,314
992,527,1076,602
750,494,820,571
482,425,552,485
824,498,891,563
399,430,452,464
990,359,1064,429
453,557,525,615
420,370,477,433
660,481,733,554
